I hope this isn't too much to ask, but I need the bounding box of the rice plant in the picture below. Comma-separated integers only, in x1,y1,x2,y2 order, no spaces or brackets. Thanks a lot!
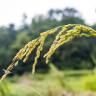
1,24,96,81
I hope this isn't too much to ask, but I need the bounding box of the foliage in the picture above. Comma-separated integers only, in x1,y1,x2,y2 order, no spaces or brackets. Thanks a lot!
0,80,11,96
83,73,96,91
0,7,88,74
1,24,96,81
0,7,96,77
6,70,96,96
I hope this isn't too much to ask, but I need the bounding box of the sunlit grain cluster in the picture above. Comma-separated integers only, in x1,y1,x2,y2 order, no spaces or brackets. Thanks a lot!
1,24,96,81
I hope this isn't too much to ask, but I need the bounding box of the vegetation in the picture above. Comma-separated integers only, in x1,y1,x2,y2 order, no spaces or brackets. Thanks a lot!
1,24,96,81
1,8,96,75
83,73,96,91
2,66,96,96
0,80,11,96
1,7,96,96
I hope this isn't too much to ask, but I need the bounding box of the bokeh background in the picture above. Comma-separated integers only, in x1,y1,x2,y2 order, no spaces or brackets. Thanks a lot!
1,0,96,96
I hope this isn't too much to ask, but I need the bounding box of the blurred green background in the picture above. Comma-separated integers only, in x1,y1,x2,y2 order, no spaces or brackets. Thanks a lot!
1,7,96,96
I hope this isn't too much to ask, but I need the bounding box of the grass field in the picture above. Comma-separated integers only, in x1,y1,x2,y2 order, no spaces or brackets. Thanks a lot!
3,65,96,96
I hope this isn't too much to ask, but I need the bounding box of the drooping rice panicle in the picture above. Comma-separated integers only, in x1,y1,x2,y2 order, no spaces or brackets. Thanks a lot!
1,24,96,81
